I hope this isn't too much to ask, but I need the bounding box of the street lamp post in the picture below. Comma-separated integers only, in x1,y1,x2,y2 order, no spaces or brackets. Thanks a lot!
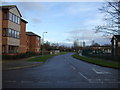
42,32,47,56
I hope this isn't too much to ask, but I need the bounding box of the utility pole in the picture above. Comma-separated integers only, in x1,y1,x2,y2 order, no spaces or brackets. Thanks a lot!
42,32,47,56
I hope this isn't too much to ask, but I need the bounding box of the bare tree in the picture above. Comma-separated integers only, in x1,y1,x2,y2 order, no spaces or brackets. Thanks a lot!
95,0,120,35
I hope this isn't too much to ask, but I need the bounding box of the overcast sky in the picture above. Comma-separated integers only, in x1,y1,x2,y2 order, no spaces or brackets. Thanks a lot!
2,1,111,46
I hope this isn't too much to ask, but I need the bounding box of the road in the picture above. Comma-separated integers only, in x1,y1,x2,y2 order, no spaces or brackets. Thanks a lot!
2,53,120,88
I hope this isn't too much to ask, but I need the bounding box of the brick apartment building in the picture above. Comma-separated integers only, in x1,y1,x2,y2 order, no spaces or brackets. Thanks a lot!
26,32,41,53
1,5,21,54
1,5,41,54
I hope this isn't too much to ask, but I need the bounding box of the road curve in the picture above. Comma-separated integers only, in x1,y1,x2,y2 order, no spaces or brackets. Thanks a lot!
2,53,120,88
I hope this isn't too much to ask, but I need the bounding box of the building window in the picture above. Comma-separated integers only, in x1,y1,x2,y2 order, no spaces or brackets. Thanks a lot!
8,29,12,37
118,42,120,47
2,28,7,36
9,12,20,24
14,15,19,24
16,16,18,24
15,16,18,23
36,49,39,52
15,31,17,38
38,43,39,47
8,45,19,53
37,37,40,40
16,31,19,38
13,14,15,22
17,17,20,24
2,45,6,53
11,30,14,37
9,12,13,21
3,28,19,39
14,30,16,38
3,12,7,20
14,15,16,22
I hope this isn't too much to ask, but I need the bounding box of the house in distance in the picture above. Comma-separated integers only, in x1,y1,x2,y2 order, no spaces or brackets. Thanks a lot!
111,35,120,59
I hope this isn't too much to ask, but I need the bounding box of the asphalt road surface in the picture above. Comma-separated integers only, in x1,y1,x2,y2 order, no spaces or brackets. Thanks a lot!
2,53,120,88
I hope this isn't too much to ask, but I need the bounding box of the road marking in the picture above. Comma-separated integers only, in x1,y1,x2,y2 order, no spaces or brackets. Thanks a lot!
104,79,117,81
5,80,16,83
89,81,120,83
103,79,120,83
21,81,33,83
88,79,102,83
78,72,89,81
71,66,76,70
106,82,120,83
92,68,111,74
88,79,120,83
38,81,50,84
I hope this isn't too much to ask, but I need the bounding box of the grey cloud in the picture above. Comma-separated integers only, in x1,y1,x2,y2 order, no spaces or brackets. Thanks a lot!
32,18,42,23
66,29,95,40
66,29,110,45
17,2,43,11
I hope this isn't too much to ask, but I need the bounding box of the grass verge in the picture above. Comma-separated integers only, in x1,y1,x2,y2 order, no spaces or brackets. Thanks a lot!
72,54,120,69
28,52,68,62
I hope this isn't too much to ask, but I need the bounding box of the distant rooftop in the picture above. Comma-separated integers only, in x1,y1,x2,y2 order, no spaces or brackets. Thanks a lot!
111,35,120,41
26,32,41,38
114,35,120,41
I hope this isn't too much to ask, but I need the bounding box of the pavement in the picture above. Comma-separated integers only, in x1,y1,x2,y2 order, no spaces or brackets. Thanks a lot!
2,53,120,88
2,55,43,70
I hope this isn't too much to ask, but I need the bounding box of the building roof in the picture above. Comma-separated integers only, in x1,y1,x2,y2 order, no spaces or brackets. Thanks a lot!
0,5,22,17
114,35,120,41
111,35,120,42
21,18,28,23
26,32,41,38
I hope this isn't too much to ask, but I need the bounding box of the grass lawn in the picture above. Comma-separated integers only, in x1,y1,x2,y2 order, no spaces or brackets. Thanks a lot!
28,52,68,62
72,54,120,69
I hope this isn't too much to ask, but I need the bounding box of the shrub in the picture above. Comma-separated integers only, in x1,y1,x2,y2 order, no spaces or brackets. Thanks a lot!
2,52,40,60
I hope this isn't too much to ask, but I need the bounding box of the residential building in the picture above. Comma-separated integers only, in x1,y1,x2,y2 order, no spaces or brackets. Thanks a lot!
50,49,60,54
1,5,22,54
1,5,41,54
111,35,120,58
89,46,112,54
26,32,41,53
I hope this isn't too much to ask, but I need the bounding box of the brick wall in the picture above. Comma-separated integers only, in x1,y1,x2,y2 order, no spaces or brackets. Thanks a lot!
19,20,27,53
26,35,41,53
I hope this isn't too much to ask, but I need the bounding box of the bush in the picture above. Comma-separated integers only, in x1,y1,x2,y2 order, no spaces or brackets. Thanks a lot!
82,49,93,55
2,52,40,60
72,54,120,69
82,49,120,61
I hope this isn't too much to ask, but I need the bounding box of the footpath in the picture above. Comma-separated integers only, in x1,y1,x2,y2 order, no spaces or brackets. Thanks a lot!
2,56,43,70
